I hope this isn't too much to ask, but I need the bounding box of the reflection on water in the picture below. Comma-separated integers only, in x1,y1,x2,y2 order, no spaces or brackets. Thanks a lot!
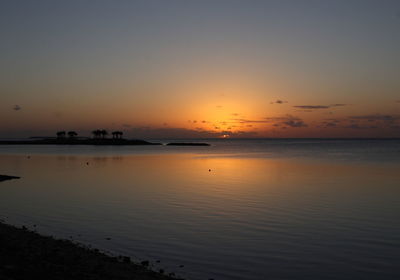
0,152,400,280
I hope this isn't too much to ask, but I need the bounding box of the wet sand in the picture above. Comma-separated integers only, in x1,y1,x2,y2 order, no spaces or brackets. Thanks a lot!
0,221,181,280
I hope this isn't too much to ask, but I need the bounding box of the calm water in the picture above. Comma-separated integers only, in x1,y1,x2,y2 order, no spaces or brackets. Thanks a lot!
0,139,399,280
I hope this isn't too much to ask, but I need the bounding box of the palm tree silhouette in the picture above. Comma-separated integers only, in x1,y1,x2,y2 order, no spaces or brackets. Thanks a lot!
56,131,66,139
100,129,108,139
67,131,78,138
112,131,123,139
91,130,101,139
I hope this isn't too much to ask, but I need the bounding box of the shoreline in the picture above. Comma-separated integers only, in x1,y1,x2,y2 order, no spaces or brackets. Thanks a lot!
0,221,181,280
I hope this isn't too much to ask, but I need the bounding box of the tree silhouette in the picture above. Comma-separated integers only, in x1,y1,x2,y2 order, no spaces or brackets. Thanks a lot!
100,129,108,139
56,131,66,139
67,131,78,138
112,131,123,139
91,130,101,139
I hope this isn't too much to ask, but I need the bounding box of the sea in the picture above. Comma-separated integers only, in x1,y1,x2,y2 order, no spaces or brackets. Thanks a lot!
0,139,399,280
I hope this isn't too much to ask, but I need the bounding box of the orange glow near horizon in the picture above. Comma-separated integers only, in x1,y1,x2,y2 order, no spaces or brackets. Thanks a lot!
1,73,399,138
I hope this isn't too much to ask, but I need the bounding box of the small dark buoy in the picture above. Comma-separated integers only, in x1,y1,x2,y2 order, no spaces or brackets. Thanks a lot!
27,156,31,159
156,260,161,263
105,237,111,240
179,264,184,268
86,162,89,165
208,169,211,172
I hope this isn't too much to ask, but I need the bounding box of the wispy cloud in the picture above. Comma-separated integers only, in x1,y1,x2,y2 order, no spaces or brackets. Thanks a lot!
349,114,400,122
270,99,288,104
323,122,338,127
231,115,307,128
231,118,270,124
318,118,341,128
293,104,346,110
344,124,378,129
318,114,400,130
264,115,308,128
294,105,330,109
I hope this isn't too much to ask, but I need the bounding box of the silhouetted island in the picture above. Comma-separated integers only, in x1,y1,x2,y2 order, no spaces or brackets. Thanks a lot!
0,139,213,146
0,221,181,280
0,130,211,146
0,175,20,182
0,138,162,146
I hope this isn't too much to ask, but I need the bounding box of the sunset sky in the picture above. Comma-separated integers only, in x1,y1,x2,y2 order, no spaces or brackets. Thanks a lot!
1,0,399,138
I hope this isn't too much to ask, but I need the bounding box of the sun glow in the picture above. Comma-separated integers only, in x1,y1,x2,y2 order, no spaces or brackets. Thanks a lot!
183,93,262,134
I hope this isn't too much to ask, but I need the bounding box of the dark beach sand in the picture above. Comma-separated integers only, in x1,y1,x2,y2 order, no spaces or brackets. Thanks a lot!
0,222,181,280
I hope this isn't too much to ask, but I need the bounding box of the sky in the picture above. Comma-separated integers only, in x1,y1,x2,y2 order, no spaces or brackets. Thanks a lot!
1,0,400,138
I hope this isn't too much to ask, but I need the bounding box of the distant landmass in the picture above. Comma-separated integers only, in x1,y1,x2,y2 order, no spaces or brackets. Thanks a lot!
0,138,161,146
0,138,210,146
0,175,20,182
